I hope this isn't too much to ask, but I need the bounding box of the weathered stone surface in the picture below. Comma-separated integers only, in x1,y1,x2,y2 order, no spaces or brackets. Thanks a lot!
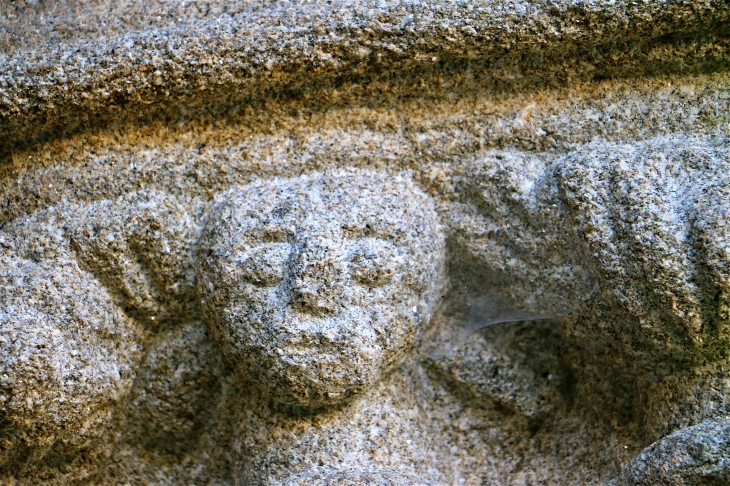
1,0,730,484
282,468,430,485
609,417,730,485
0,232,144,470
197,171,446,410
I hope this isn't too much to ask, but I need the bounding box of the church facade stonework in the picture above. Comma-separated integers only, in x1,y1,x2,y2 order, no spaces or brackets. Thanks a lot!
1,1,730,484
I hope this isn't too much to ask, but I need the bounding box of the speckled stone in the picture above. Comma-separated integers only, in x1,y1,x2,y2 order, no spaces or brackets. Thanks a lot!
1,0,730,485
197,171,446,410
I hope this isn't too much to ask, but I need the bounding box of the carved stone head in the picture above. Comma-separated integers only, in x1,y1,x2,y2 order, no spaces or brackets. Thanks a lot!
196,171,446,409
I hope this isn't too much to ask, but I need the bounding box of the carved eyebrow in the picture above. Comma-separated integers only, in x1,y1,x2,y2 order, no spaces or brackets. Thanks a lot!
340,221,402,240
245,224,290,243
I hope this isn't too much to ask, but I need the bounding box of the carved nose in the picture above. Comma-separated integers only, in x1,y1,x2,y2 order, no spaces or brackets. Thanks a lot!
291,238,346,315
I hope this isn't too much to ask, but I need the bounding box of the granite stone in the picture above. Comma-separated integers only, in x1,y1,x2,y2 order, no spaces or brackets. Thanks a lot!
1,0,730,484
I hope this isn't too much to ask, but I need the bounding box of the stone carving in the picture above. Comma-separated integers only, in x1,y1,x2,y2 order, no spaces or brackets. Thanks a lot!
66,191,199,326
195,172,448,483
2,0,730,484
0,216,144,468
0,171,449,482
559,136,730,355
124,321,223,455
608,417,730,485
196,172,446,410
1,138,726,484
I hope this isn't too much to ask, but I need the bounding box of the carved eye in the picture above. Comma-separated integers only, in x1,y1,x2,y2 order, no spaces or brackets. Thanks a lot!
236,243,291,287
349,238,398,287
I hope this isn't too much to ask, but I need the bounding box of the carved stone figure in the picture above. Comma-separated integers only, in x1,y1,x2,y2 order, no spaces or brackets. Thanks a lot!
2,0,730,484
0,171,448,482
196,172,446,410
194,172,447,483
0,250,143,468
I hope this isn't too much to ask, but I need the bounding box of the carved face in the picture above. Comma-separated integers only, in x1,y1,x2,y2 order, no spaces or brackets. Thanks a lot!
196,172,446,409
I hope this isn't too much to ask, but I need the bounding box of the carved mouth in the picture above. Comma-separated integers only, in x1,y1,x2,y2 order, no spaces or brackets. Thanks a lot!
252,310,386,408
265,341,375,409
271,308,379,347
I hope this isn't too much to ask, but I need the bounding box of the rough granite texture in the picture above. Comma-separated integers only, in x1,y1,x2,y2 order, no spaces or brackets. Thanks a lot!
1,0,730,485
197,172,446,410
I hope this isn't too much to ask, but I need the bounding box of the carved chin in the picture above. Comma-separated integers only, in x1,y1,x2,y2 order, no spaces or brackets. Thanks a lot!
247,311,402,409
266,350,376,409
